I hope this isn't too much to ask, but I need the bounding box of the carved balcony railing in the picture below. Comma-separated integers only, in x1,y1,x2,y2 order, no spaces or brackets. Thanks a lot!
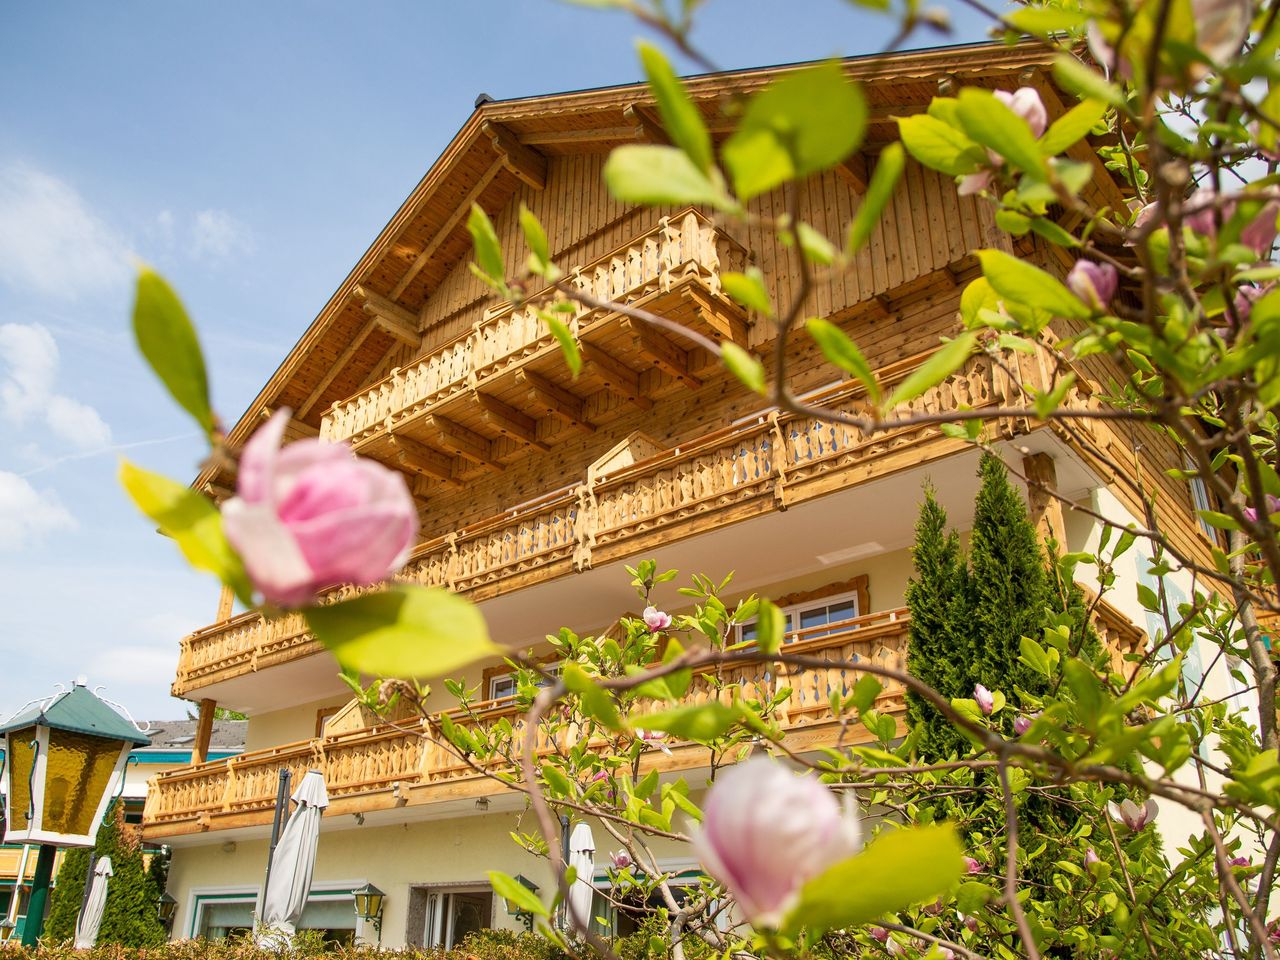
147,611,911,837
172,349,1062,699
320,209,748,447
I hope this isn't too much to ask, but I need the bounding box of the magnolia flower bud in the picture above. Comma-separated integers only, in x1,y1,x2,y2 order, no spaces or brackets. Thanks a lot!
611,850,633,869
963,856,982,875
869,927,891,943
1233,284,1273,326
1244,495,1280,524
1013,714,1033,737
964,915,979,932
221,409,417,607
643,605,672,630
1067,260,1118,310
1109,797,1158,831
1185,185,1280,257
1085,847,1101,867
974,684,995,716
994,87,1048,139
1229,855,1251,868
636,729,673,755
691,757,862,927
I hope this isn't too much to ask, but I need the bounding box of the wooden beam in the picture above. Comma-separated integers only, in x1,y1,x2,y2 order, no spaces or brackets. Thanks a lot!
520,126,641,146
216,585,234,622
1023,452,1066,544
388,434,461,487
353,285,420,346
472,391,552,451
580,343,652,410
835,153,868,194
390,157,507,299
192,699,216,766
424,415,504,472
623,103,670,145
483,121,547,190
298,323,376,419
620,318,702,390
514,369,595,432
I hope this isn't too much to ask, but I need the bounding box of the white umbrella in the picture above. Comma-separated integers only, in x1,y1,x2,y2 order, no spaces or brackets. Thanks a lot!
566,822,596,934
258,770,328,946
73,856,113,949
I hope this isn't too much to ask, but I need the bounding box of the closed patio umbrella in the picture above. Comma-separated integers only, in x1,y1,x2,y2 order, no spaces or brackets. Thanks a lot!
257,770,328,946
566,821,596,934
73,856,113,949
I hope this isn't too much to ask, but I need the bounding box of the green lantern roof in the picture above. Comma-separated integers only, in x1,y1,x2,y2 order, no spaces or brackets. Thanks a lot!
0,685,151,746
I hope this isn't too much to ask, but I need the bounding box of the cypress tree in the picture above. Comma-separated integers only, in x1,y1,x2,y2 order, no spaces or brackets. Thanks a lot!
44,806,166,946
966,453,1050,699
905,486,969,757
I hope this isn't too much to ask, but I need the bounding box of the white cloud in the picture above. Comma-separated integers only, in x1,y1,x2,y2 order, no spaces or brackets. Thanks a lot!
191,208,254,261
0,471,76,550
87,643,179,690
0,322,113,449
0,163,132,298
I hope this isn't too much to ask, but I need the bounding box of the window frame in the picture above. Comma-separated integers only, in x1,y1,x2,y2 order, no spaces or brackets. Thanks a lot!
735,576,870,646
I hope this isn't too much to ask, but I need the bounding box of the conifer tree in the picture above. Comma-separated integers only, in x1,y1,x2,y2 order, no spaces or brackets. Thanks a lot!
44,806,165,946
904,487,969,756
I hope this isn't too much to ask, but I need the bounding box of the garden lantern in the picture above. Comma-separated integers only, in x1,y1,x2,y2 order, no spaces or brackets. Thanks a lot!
503,875,539,931
352,882,385,923
0,918,14,944
157,892,178,925
0,681,150,946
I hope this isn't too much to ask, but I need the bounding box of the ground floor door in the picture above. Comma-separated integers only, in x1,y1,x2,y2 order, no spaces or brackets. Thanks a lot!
409,887,493,948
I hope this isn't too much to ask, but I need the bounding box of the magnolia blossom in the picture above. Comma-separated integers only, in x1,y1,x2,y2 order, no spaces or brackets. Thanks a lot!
1229,855,1251,868
1013,714,1033,737
221,409,417,607
963,856,982,875
1185,185,1280,257
869,927,890,943
643,605,672,630
964,916,978,932
1067,260,1118,310
1089,0,1249,77
636,729,673,755
1233,283,1274,326
958,87,1047,196
1244,495,1280,524
691,756,862,927
1110,797,1158,831
611,850,633,870
974,684,995,716
1085,847,1101,867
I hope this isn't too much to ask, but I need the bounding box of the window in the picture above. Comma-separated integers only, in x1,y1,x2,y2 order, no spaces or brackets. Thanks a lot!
190,888,356,941
486,663,561,702
737,579,868,645
1184,454,1221,542
408,887,494,948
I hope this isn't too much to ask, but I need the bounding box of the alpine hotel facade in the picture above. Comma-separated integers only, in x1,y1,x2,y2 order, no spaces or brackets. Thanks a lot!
141,42,1240,946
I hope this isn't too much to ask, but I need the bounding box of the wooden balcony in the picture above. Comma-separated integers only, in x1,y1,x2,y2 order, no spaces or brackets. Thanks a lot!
146,611,911,838
318,209,749,484
173,350,1037,700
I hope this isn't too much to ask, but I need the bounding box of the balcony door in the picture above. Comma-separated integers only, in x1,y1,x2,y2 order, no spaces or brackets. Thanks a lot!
415,886,493,948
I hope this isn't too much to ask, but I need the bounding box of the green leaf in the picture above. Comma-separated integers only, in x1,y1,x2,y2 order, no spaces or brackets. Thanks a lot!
807,318,881,403
635,702,739,741
603,145,737,211
119,459,252,604
896,113,983,176
784,824,964,936
848,143,904,252
468,204,505,284
722,61,867,199
305,584,499,678
1003,5,1088,34
489,871,547,917
1019,635,1052,678
541,763,574,797
722,268,774,316
721,342,767,395
955,880,995,913
978,249,1090,320
1052,54,1126,108
538,310,582,378
851,674,883,713
795,222,837,265
519,203,552,273
1033,372,1077,418
955,88,1045,177
1039,99,1108,157
884,333,977,411
637,42,713,174
755,599,787,655
132,268,215,437
563,663,623,729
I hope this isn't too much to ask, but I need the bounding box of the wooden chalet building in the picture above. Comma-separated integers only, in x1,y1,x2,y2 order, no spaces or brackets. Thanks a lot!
142,41,1229,945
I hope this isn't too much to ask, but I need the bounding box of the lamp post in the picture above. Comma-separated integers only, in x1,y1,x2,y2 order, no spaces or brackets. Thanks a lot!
501,875,539,932
351,882,384,943
0,681,150,947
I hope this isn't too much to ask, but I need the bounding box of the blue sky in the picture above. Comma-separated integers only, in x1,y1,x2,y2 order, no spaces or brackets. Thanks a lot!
0,1,991,721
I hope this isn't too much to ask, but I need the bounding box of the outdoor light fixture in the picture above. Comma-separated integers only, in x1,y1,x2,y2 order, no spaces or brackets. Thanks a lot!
352,882,385,926
156,892,177,925
0,681,150,946
503,874,540,931
0,918,15,944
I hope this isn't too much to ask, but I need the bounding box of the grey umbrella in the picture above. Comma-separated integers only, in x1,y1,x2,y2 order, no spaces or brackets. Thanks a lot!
73,856,113,949
257,770,329,946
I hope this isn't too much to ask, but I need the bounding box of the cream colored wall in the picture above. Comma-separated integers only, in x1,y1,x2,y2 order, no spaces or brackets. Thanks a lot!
245,695,355,752
167,808,691,948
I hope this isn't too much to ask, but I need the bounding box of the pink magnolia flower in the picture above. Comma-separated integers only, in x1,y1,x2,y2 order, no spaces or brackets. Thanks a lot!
1067,260,1118,310
221,409,417,607
691,756,862,928
1085,847,1101,867
636,729,673,755
923,898,946,916
994,87,1048,139
964,915,978,932
963,856,982,875
1244,495,1280,524
869,927,890,943
974,684,995,717
1013,714,1033,737
1109,797,1158,831
611,850,633,870
643,606,672,631
1185,185,1280,257
1233,283,1274,326
1229,855,1251,868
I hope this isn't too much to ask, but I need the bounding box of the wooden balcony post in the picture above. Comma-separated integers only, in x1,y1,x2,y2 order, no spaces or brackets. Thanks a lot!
1023,452,1066,545
192,698,217,766
216,585,234,622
